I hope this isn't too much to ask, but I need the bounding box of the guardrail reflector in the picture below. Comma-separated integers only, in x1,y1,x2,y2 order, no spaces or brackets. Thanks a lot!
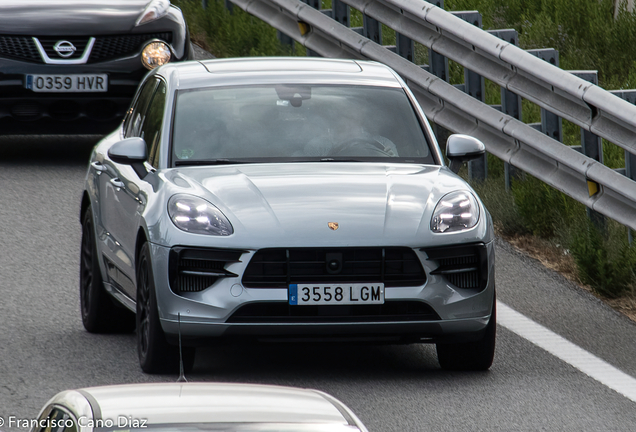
587,180,600,197
298,21,310,36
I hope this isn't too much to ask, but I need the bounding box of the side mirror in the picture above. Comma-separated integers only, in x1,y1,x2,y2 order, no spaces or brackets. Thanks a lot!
446,134,486,174
108,137,148,179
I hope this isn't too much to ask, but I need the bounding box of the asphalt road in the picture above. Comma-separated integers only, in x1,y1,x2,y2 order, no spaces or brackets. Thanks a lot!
0,135,636,432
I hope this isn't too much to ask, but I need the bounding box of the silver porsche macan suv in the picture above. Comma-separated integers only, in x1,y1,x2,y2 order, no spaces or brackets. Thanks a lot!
80,57,496,373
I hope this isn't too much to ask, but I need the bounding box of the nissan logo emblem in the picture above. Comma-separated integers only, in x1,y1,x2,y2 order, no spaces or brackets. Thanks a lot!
53,40,77,58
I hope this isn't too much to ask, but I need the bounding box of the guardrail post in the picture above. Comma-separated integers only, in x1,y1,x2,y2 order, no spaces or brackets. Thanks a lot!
225,0,234,13
362,15,382,44
396,33,414,62
488,29,521,191
332,0,350,27
610,89,636,243
572,71,606,230
425,1,448,142
527,49,563,143
202,0,207,9
302,0,321,56
277,30,294,49
627,150,636,244
427,1,448,82
302,0,320,8
453,11,486,181
429,51,449,82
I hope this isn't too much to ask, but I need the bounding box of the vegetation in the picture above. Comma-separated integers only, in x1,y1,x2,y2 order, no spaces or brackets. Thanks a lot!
174,0,636,299
444,0,636,298
174,0,300,57
570,220,636,298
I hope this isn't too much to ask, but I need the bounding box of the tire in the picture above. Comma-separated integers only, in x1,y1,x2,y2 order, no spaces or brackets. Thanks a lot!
436,294,496,371
80,207,135,333
137,243,196,374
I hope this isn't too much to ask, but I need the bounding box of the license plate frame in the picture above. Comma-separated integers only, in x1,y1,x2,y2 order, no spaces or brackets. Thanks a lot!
289,283,385,306
26,74,108,93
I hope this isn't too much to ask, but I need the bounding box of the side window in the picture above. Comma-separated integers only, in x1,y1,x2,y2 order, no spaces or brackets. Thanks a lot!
143,81,167,168
38,407,77,432
124,77,158,138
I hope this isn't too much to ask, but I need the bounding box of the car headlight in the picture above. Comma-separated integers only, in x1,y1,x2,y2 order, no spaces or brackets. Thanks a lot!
168,195,233,236
141,41,172,70
431,191,480,233
136,0,171,26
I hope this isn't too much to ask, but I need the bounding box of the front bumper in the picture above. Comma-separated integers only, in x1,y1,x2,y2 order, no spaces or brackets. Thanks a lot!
0,57,146,134
151,240,496,345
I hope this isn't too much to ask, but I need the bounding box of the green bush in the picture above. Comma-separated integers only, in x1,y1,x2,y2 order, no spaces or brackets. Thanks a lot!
446,0,636,87
174,0,294,57
510,175,583,238
570,220,636,298
470,176,527,237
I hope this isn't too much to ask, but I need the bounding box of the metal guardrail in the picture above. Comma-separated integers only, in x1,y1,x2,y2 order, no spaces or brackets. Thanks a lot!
231,0,636,231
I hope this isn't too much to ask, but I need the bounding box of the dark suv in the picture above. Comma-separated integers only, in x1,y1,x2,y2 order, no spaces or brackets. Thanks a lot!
0,0,192,134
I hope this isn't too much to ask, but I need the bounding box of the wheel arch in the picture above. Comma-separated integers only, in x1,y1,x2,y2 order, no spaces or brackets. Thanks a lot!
80,191,91,224
135,226,150,272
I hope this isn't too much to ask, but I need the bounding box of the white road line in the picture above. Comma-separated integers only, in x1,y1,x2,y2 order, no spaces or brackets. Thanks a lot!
497,300,636,403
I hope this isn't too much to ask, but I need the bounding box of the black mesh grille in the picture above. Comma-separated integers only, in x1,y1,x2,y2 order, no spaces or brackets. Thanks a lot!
0,36,41,62
227,301,441,323
242,247,426,288
169,247,244,294
424,243,488,291
89,32,172,62
0,33,172,63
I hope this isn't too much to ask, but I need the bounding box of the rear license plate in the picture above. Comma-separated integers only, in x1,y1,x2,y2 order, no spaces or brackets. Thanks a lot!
289,283,385,305
26,74,108,92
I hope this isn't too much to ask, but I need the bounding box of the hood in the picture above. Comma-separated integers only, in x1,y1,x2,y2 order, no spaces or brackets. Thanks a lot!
165,163,486,248
0,1,153,35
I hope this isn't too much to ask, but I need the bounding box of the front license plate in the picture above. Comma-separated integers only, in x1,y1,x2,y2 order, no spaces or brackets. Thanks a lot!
26,74,108,93
289,283,385,305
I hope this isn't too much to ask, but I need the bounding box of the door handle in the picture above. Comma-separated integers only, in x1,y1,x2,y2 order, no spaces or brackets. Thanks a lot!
91,161,107,172
110,178,125,189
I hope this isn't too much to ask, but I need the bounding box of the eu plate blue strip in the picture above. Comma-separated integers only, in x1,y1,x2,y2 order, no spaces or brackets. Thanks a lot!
289,284,298,305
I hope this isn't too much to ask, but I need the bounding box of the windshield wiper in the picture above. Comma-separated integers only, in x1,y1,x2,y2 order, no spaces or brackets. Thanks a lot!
175,159,253,166
319,158,362,162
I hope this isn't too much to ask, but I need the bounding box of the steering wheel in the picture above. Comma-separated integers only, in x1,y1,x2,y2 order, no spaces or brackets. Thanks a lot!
331,138,395,157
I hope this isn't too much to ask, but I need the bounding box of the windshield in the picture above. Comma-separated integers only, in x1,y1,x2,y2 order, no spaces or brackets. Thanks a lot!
171,84,434,166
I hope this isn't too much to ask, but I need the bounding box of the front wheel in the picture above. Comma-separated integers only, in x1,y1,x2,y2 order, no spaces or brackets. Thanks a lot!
137,243,195,374
436,294,496,371
80,207,135,333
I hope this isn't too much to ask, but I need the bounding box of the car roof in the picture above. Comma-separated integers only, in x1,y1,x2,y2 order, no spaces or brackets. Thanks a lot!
56,382,354,425
157,57,404,90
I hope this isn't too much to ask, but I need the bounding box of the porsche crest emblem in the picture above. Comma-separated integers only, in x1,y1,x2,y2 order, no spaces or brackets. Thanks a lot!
328,222,339,231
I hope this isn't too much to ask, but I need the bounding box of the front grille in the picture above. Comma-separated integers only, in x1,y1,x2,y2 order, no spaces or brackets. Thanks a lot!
242,247,426,288
89,32,172,62
168,247,244,294
424,243,488,291
0,33,172,63
0,36,41,62
227,301,441,323
36,37,91,61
